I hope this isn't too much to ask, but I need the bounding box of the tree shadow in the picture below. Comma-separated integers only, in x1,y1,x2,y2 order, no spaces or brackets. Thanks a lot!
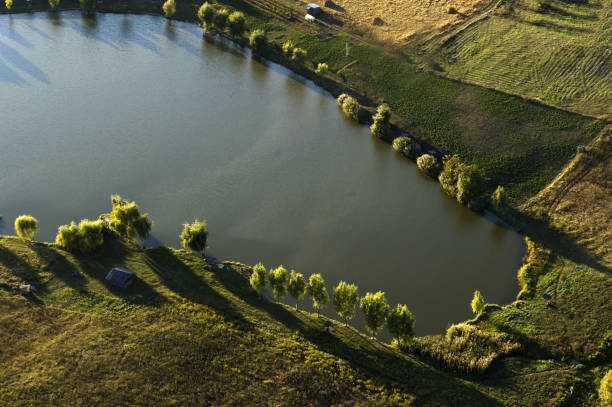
0,243,50,292
0,39,49,83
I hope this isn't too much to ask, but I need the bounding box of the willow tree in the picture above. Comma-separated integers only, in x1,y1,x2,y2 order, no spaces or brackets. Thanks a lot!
228,11,246,37
333,281,358,325
162,0,176,19
14,215,38,240
268,266,288,300
180,220,208,256
249,29,267,54
49,0,60,8
307,273,328,316
249,262,267,296
5,0,12,10
370,104,391,139
213,8,228,31
360,291,390,338
387,304,415,346
287,270,307,310
471,290,485,315
108,195,152,245
197,2,215,29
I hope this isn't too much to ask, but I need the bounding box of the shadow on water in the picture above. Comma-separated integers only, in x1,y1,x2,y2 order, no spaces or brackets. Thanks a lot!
0,39,49,83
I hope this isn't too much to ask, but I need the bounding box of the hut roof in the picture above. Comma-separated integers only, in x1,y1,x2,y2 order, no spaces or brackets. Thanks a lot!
106,267,135,289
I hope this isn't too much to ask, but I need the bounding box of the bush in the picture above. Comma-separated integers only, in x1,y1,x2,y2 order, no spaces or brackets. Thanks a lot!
249,29,267,54
416,154,440,178
370,104,391,139
268,265,288,300
491,185,507,208
392,136,421,160
600,370,612,406
315,62,329,75
282,40,295,55
228,11,246,37
291,47,307,64
180,220,208,256
55,219,104,253
359,291,390,337
197,2,215,28
49,0,60,8
162,0,176,19
213,9,229,30
336,93,360,122
14,215,38,240
387,304,415,346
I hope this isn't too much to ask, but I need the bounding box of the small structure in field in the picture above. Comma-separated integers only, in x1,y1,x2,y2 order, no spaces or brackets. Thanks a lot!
105,267,135,289
323,320,333,332
305,14,316,22
306,3,322,16
19,284,36,295
577,145,585,153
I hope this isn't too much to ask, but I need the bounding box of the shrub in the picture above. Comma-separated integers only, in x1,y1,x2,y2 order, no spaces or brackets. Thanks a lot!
5,0,12,10
392,136,421,160
55,219,104,253
315,62,329,75
370,104,391,139
600,370,612,406
287,270,307,309
359,291,390,337
439,155,485,205
336,93,360,122
291,47,307,64
471,290,485,315
180,220,208,256
228,11,246,37
268,265,288,300
249,261,267,295
108,195,152,244
411,324,521,374
333,281,358,324
387,304,415,346
49,0,60,8
213,9,229,30
416,154,440,178
282,40,295,55
491,185,507,208
197,2,215,28
162,0,176,19
249,29,267,54
307,273,328,315
14,215,38,240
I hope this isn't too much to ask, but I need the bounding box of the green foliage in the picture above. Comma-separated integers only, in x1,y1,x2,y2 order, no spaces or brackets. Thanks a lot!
416,154,440,178
282,40,295,55
48,0,60,8
268,265,288,300
249,262,267,295
307,273,328,314
392,136,421,160
228,11,246,37
249,29,267,54
197,3,215,28
213,9,229,31
287,270,307,309
162,0,176,19
291,47,307,64
600,370,612,407
14,215,38,240
108,195,152,243
5,0,12,10
359,291,390,337
180,220,208,256
370,104,391,139
333,281,358,324
315,62,329,75
438,155,485,206
55,219,104,254
336,94,360,122
471,290,485,315
491,185,507,209
387,304,415,346
78,0,95,11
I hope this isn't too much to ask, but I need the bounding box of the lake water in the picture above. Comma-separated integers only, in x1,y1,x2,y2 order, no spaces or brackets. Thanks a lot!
0,12,524,335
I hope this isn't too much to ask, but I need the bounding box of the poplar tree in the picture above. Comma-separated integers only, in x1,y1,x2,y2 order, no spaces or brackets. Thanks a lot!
307,273,328,316
333,281,358,325
287,270,307,310
360,291,390,337
249,262,267,296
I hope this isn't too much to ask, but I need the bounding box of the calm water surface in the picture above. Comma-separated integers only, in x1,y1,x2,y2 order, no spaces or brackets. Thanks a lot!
0,12,524,334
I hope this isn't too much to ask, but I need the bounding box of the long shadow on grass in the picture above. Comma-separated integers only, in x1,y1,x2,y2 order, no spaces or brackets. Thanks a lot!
213,264,501,405
0,243,50,292
143,247,254,329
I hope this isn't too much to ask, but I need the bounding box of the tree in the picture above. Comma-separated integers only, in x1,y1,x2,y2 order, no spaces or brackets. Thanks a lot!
471,290,485,315
228,11,246,37
336,93,360,122
360,291,390,337
291,47,307,64
287,270,307,309
79,0,95,11
180,220,208,256
49,0,60,8
416,154,440,178
213,8,228,31
197,2,215,29
5,0,12,10
456,164,484,205
108,195,152,244
315,62,328,75
14,215,38,240
55,219,104,253
392,136,421,160
387,304,415,346
249,261,267,296
268,266,288,300
370,104,391,139
307,273,328,316
600,369,612,407
282,40,294,55
162,0,176,19
491,185,507,209
249,29,267,54
333,281,358,325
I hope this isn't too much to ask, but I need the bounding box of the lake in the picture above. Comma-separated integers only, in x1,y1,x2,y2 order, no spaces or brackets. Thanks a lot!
0,11,525,335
